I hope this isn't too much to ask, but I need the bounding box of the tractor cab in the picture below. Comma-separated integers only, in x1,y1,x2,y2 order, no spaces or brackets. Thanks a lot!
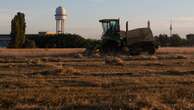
99,19,120,36
99,19,122,52
99,19,121,42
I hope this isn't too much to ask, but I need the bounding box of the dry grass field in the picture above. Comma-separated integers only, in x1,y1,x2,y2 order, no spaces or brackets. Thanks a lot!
157,47,194,54
0,48,85,57
0,47,194,110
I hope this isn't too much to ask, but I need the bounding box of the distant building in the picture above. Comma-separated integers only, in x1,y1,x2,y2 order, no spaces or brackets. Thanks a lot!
0,34,10,47
39,32,57,36
186,34,194,40
186,34,194,46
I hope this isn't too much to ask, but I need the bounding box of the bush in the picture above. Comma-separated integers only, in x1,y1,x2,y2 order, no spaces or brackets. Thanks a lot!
154,34,189,47
23,39,36,48
31,34,86,48
84,39,102,55
26,34,104,52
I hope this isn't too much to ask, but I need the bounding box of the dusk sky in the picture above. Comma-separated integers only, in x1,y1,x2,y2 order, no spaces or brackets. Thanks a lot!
0,0,194,38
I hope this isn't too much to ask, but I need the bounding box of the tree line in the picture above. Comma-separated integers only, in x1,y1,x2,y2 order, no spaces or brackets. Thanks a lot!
27,34,101,49
154,34,194,47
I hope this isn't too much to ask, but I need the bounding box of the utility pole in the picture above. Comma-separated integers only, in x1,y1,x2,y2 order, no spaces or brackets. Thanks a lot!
170,20,173,37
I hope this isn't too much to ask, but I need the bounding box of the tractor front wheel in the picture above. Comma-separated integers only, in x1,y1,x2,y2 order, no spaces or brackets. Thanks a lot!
102,40,120,53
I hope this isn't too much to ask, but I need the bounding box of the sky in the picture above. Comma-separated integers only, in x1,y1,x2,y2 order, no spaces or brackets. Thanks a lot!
0,0,194,39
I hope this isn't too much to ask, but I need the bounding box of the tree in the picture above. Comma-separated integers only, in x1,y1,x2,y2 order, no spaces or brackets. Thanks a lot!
169,34,182,46
9,12,26,48
157,34,169,47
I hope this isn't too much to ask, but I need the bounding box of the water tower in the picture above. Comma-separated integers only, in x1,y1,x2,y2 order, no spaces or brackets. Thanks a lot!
55,6,67,34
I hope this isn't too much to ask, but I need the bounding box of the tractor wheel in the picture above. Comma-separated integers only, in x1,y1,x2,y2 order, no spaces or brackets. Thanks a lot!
147,46,156,55
102,40,120,53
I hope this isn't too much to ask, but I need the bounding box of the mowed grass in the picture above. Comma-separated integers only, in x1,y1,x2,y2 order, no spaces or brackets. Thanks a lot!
0,48,85,57
0,48,194,110
157,47,194,54
0,47,193,57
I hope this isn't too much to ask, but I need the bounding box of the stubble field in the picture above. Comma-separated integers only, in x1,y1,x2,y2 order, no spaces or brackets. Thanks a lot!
0,47,194,110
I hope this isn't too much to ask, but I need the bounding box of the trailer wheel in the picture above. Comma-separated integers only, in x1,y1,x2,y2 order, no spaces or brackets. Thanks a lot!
147,47,156,55
129,48,141,56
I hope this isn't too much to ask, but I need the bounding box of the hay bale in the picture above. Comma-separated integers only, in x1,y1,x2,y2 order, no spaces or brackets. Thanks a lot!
92,53,101,58
114,57,125,65
30,59,42,65
105,56,125,66
74,54,83,58
150,56,158,60
57,67,81,75
8,63,14,68
176,55,187,59
51,63,80,75
104,56,113,64
122,47,129,53
65,67,80,74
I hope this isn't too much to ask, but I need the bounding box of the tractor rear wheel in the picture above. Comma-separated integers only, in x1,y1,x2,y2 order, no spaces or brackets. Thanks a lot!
129,48,141,56
147,46,156,55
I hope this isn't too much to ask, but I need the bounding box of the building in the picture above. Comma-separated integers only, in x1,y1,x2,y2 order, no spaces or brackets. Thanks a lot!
55,6,67,34
186,34,194,46
0,35,11,47
38,32,57,36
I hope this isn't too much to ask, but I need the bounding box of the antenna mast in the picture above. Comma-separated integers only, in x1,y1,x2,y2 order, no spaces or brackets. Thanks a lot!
170,19,173,37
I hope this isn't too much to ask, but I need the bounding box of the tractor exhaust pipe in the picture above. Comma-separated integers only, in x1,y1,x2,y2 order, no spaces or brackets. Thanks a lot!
126,21,128,36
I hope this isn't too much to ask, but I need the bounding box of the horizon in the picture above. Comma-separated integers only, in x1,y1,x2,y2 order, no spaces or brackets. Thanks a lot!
0,0,194,38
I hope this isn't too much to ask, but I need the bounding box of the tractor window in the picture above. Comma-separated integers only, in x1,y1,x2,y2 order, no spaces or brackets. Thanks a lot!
110,21,120,32
102,22,109,34
101,20,120,34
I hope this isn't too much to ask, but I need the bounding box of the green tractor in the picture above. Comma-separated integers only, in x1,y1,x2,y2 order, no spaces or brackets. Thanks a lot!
99,19,158,55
